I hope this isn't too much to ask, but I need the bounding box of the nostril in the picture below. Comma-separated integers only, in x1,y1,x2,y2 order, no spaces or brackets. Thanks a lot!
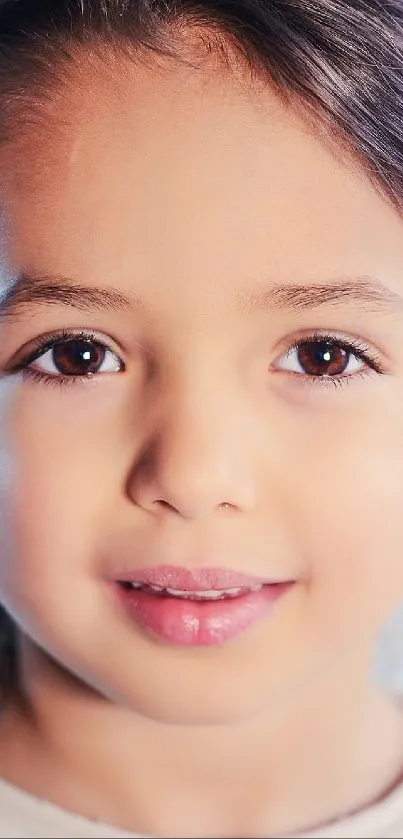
154,499,180,513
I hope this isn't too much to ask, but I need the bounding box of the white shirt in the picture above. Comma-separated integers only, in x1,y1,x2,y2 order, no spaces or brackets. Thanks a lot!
0,776,403,838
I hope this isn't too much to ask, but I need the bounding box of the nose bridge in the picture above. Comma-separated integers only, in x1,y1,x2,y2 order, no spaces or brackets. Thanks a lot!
162,380,234,475
131,356,257,517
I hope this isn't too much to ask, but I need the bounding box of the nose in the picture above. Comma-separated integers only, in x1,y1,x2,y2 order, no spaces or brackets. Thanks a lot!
128,381,258,521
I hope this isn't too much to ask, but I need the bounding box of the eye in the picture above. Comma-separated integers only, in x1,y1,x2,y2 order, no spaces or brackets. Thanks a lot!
273,334,383,383
29,336,122,378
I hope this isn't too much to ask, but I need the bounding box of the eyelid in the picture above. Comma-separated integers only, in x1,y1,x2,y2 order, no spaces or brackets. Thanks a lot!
7,328,126,372
273,329,387,371
268,328,389,395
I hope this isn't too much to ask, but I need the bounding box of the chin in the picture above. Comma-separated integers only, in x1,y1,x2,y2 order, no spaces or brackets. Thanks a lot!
97,660,282,727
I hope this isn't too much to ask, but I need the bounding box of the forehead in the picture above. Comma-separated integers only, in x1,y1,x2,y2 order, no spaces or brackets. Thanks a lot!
1,54,403,315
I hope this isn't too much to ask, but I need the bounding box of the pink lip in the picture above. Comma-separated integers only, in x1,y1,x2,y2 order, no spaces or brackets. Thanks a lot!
113,565,292,646
116,564,274,591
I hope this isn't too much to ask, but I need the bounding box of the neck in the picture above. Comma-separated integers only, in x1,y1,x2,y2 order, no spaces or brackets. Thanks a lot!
1,642,403,838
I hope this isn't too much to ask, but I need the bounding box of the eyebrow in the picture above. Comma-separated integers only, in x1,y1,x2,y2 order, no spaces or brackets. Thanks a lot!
0,273,142,319
0,271,401,319
237,276,403,314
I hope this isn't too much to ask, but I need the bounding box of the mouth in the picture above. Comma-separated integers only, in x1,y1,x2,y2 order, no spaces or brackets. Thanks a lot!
119,580,264,600
113,566,293,646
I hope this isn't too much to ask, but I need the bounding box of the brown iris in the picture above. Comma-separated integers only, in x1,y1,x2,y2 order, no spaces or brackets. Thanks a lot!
52,340,106,376
297,341,349,377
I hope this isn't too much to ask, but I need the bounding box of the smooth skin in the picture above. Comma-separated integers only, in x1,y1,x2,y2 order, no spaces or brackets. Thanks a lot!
0,45,402,837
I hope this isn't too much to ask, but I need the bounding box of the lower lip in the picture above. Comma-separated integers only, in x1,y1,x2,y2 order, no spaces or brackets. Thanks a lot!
115,583,292,646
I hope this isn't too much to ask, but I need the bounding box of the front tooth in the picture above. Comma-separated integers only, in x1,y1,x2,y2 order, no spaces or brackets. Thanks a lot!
161,587,252,600
165,588,225,600
149,584,165,593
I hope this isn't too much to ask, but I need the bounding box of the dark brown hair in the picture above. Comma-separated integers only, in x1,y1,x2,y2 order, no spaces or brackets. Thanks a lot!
0,0,402,695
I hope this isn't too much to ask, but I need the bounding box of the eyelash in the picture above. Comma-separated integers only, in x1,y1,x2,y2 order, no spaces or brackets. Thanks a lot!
14,329,124,390
12,327,386,391
279,330,386,389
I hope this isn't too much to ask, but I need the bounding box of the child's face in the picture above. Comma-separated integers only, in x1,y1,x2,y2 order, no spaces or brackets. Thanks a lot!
1,55,403,724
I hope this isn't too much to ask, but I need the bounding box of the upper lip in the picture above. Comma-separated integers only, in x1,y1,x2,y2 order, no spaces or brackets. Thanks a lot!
115,564,287,591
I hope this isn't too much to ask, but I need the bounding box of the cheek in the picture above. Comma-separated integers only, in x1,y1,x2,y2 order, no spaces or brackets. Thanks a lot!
0,384,118,616
300,417,403,646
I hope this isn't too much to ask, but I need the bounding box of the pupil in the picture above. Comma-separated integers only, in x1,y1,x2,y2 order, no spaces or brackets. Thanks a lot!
52,340,104,376
297,341,348,376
